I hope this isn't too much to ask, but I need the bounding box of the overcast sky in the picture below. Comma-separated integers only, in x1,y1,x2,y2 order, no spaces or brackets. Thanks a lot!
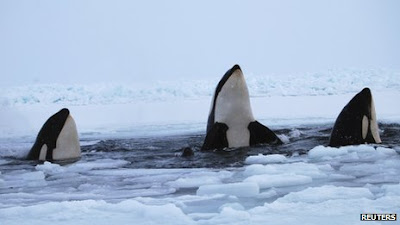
0,0,399,86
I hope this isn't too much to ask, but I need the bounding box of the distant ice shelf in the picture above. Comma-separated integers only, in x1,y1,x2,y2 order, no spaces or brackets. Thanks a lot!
1,68,399,107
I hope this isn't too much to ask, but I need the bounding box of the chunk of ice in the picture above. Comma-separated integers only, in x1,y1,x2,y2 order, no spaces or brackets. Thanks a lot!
197,182,259,197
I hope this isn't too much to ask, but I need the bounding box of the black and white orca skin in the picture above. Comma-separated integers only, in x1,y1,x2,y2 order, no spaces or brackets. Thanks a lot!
329,88,381,147
202,65,282,150
27,108,81,163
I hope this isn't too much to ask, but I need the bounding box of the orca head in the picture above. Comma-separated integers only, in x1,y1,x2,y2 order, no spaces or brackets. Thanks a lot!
202,65,282,150
207,64,255,132
329,87,381,146
358,88,381,144
205,64,256,148
28,108,81,163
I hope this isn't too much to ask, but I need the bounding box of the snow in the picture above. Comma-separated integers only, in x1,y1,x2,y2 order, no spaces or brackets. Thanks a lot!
1,68,399,107
276,185,374,203
0,200,194,225
244,154,288,164
382,183,400,196
309,145,350,159
0,148,400,224
166,171,233,189
197,182,260,197
243,162,330,179
0,69,400,224
244,174,313,188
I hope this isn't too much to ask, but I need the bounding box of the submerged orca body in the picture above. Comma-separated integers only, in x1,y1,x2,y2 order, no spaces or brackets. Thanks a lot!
329,88,382,147
27,108,81,163
202,65,282,150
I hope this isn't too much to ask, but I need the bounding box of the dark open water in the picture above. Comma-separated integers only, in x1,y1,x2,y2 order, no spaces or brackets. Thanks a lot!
77,123,400,169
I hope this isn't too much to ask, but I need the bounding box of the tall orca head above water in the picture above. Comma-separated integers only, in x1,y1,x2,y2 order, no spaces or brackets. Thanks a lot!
27,108,81,163
329,87,382,147
202,64,282,150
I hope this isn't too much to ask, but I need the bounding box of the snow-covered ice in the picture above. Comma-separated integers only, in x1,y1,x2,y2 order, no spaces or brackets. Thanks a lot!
196,182,260,197
245,154,288,164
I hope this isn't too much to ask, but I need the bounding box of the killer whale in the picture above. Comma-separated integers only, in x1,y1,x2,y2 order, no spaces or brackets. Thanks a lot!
202,64,282,150
329,87,381,147
27,108,81,163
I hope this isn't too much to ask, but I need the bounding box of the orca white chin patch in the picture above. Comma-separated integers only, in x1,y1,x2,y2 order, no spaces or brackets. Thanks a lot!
362,96,381,143
215,68,255,148
214,69,254,122
369,95,381,143
52,115,81,161
39,144,48,161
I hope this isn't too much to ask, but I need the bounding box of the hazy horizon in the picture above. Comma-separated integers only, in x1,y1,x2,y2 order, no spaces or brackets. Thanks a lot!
1,0,399,86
